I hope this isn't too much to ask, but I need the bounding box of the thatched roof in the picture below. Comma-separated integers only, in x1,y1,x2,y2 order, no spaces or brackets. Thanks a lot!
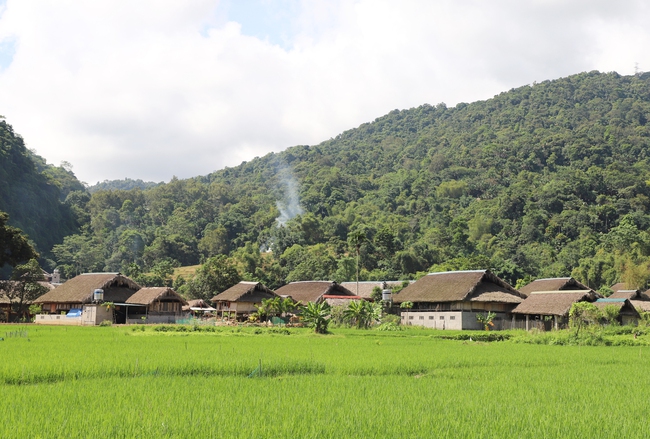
183,298,213,311
519,277,591,296
35,273,140,304
511,290,596,317
594,299,640,317
126,287,187,306
393,270,523,304
274,281,355,304
211,282,276,303
339,281,406,299
631,300,650,312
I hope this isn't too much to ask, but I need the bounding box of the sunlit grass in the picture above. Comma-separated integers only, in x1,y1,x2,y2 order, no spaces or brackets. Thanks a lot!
2,324,650,438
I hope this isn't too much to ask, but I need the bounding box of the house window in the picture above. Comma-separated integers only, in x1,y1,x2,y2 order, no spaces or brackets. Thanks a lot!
419,316,424,320
439,316,445,320
429,316,434,320
450,316,456,320
409,316,414,320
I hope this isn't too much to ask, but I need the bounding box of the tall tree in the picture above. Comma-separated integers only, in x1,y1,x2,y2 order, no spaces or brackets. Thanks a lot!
0,212,39,269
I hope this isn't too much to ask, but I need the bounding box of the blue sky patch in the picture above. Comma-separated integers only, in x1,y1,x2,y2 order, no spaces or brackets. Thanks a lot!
0,38,16,71
219,0,299,49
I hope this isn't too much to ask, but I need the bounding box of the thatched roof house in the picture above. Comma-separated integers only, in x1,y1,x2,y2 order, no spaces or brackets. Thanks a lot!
608,283,650,301
518,277,591,297
339,281,406,300
511,290,597,317
0,281,55,322
211,281,277,318
126,287,187,306
35,273,140,313
274,281,355,305
393,270,523,307
124,287,188,323
393,270,523,330
594,298,640,325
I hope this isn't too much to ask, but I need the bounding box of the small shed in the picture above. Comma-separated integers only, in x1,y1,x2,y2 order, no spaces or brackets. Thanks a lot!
211,282,277,320
124,287,188,324
510,290,598,330
274,281,356,305
594,298,640,326
183,299,216,315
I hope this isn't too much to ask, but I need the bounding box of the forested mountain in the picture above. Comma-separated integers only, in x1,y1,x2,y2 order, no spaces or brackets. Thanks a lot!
0,117,83,270
47,71,650,291
87,178,162,194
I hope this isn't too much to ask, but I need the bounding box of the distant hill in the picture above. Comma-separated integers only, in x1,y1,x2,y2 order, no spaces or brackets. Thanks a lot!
0,118,83,266
87,178,162,193
39,71,650,290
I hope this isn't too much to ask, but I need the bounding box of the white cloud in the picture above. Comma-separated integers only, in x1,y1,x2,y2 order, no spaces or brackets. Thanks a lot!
0,0,648,184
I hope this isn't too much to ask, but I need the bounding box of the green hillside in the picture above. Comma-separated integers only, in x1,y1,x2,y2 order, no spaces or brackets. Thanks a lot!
0,118,83,270
48,71,650,290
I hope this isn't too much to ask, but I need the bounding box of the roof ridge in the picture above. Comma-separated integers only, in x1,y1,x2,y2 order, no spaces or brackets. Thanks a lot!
427,270,486,276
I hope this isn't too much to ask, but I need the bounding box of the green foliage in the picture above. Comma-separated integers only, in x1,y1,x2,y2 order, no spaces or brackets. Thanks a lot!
569,302,600,335
476,311,497,331
26,71,650,290
301,301,331,334
187,255,241,301
0,212,39,269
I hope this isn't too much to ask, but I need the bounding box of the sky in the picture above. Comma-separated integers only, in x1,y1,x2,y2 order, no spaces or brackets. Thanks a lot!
0,0,649,185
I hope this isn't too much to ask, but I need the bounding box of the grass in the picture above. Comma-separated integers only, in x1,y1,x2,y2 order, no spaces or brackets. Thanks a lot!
2,324,650,438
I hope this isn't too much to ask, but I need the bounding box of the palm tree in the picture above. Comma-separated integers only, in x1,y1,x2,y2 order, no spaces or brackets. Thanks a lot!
301,301,331,334
400,301,413,325
344,300,369,329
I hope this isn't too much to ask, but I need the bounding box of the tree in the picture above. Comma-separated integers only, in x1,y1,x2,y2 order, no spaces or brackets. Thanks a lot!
343,300,370,329
400,301,413,325
569,301,600,336
5,259,48,320
301,301,331,334
187,255,241,301
476,311,496,331
0,212,38,268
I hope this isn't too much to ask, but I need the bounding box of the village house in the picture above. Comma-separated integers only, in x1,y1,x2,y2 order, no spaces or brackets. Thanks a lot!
392,270,525,330
274,281,358,306
593,298,640,326
34,273,140,325
211,281,277,320
124,287,188,324
510,290,600,330
608,282,650,313
518,277,591,296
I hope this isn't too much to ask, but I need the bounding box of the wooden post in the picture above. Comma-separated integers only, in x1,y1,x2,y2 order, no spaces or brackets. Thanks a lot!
554,315,558,330
525,315,529,331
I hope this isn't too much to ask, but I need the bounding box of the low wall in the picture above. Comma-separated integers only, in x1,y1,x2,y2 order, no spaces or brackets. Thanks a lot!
34,314,83,326
127,315,178,324
401,311,511,330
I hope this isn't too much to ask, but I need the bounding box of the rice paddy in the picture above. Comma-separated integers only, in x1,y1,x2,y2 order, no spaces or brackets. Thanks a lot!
3,324,650,438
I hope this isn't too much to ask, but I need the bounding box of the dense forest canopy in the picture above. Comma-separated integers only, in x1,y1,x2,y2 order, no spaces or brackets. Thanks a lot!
5,71,650,292
0,117,82,274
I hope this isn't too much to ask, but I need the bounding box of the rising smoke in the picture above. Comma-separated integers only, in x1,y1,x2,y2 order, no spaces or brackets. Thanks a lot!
275,160,303,226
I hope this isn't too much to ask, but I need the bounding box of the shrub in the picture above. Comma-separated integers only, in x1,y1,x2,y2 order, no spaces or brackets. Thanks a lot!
99,320,112,327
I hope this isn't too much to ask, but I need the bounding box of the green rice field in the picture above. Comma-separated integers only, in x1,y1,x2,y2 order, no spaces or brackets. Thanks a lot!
2,324,650,438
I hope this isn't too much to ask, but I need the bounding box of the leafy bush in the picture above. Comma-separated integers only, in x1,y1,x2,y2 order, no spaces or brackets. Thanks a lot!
99,320,112,327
